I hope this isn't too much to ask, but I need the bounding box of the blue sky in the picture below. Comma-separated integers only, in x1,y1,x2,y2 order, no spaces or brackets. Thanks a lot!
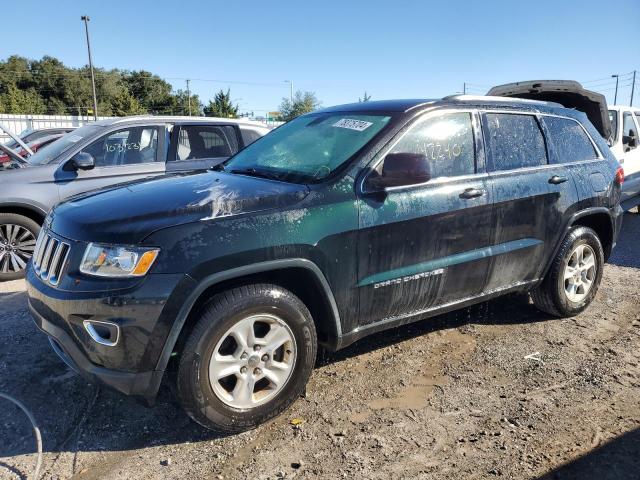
2,0,639,114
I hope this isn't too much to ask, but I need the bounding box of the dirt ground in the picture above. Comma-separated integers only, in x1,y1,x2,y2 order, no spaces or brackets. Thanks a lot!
1,213,639,480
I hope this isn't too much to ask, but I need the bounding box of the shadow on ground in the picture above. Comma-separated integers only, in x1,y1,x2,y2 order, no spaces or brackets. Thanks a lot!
608,211,640,269
538,428,640,480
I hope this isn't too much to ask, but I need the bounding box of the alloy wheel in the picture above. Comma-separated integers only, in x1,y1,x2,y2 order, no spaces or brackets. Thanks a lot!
208,313,297,410
0,224,37,274
563,244,597,303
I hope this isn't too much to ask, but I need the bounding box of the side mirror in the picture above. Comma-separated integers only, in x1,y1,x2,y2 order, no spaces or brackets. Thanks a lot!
66,152,95,171
365,152,431,191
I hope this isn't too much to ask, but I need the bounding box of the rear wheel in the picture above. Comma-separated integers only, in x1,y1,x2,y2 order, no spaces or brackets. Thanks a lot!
531,226,604,317
175,284,317,433
0,213,40,281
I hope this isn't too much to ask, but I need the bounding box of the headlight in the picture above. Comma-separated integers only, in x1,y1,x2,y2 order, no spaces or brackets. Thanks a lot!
80,243,159,278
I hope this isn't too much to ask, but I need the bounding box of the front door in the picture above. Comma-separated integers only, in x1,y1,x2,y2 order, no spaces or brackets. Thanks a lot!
357,110,494,327
56,125,166,202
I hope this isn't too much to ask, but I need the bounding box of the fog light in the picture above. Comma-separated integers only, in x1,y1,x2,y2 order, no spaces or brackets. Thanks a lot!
83,320,120,347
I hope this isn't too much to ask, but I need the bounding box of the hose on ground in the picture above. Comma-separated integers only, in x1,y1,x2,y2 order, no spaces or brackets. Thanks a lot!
0,392,42,480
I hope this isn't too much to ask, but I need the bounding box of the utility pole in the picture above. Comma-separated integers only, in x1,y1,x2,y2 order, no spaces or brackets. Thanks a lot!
186,79,192,116
463,82,467,95
631,70,636,107
284,80,293,103
81,15,98,121
612,74,619,104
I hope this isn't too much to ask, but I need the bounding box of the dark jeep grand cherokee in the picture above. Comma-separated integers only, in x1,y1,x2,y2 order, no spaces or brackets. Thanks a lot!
27,96,623,433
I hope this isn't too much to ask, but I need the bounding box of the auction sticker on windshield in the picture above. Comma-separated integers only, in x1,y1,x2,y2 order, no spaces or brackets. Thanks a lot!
332,119,374,131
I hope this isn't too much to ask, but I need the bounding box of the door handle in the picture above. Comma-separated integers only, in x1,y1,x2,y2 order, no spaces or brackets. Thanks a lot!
459,187,485,199
548,175,568,185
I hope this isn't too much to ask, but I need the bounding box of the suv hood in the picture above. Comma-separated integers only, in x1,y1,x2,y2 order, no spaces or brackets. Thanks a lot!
487,80,611,141
50,171,310,244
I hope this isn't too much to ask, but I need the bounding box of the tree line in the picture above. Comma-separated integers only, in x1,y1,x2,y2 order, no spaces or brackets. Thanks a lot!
0,55,372,121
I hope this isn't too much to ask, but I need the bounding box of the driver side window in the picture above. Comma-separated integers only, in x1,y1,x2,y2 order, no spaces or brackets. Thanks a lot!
389,112,476,179
623,112,638,150
82,127,159,167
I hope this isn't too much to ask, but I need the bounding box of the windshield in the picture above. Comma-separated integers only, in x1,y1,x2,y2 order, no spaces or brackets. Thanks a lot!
27,124,104,165
608,110,618,143
224,112,391,183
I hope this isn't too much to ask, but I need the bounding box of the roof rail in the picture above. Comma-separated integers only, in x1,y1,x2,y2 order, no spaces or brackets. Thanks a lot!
443,94,562,107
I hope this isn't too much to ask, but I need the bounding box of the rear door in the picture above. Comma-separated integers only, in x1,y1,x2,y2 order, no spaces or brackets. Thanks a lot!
56,125,166,202
166,124,242,172
357,110,494,326
481,111,579,291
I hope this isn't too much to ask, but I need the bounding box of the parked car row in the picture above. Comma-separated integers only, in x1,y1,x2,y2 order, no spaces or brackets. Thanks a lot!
0,116,270,279
23,84,625,433
0,132,66,165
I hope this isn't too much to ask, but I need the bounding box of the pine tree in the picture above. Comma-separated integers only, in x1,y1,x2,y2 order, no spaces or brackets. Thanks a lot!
204,89,239,118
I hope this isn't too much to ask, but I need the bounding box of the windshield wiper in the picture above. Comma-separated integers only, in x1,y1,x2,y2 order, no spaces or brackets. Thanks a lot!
229,168,285,181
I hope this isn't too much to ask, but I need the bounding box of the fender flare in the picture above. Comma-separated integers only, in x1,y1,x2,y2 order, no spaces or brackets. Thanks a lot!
540,206,615,279
154,258,343,375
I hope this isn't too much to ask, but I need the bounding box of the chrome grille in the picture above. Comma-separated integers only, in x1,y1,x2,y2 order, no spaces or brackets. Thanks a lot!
32,230,70,286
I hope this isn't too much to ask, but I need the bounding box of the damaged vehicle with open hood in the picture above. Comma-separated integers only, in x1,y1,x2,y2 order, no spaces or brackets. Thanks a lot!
26,96,623,433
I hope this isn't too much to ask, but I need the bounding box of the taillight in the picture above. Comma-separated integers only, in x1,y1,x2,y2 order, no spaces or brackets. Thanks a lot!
615,166,624,185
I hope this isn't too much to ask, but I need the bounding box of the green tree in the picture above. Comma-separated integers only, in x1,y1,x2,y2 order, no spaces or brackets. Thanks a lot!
173,89,203,116
0,85,46,114
122,70,174,114
279,91,321,122
359,91,372,102
204,89,239,118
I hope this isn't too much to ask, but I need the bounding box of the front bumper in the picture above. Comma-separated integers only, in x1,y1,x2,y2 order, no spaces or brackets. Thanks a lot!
27,267,195,401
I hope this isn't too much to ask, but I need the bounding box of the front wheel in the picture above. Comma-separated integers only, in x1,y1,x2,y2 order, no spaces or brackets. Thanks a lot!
0,213,40,281
175,284,317,433
531,226,604,317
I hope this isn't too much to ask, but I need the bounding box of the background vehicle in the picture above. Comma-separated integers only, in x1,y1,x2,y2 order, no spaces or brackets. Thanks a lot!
0,133,64,165
607,106,640,211
0,116,270,280
26,96,622,433
2,127,75,150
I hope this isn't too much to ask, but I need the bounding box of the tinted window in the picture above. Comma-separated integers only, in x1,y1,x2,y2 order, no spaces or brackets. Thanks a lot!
82,127,159,167
389,112,475,178
543,116,597,163
485,113,547,171
176,125,238,160
240,127,264,146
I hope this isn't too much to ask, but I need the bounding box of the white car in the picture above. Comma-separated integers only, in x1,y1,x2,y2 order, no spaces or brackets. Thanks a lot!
608,106,640,210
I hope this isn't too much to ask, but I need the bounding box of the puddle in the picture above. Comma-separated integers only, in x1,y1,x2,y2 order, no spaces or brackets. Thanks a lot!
353,329,476,418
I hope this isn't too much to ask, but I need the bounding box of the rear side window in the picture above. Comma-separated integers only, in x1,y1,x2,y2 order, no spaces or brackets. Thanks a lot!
240,127,264,146
175,125,239,161
543,116,598,163
389,112,475,178
485,113,547,172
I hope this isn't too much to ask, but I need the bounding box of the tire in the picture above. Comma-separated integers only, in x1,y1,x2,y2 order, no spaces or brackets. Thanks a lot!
0,213,41,282
531,226,604,317
175,283,317,433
